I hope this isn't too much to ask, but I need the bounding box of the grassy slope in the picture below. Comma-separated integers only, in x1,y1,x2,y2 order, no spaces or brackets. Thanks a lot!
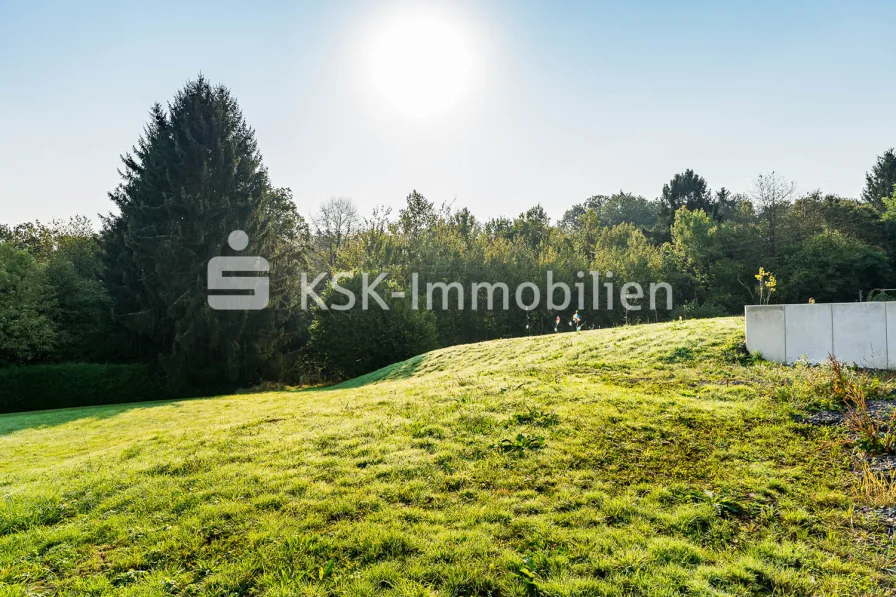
0,317,892,596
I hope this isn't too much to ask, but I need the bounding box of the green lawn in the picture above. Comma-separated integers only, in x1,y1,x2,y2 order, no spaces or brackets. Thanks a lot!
1,317,893,596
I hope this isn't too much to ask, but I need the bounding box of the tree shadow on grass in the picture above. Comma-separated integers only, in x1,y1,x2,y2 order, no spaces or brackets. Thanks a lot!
0,354,430,436
330,354,428,390
0,396,218,438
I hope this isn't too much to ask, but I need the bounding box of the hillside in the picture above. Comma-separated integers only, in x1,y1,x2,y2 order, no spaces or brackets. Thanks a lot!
0,317,893,596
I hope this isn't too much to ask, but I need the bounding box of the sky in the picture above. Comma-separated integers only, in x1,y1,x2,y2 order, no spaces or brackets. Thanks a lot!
1,0,895,227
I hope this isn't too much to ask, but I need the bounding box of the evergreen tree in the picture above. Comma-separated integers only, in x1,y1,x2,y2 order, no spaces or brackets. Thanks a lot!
862,148,896,212
102,76,308,391
712,187,736,221
660,169,716,231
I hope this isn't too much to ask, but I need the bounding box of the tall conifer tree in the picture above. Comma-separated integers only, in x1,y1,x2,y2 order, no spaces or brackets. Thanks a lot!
103,76,307,390
862,148,896,212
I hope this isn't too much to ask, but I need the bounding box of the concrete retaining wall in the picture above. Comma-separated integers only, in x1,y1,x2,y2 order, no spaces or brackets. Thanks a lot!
744,303,896,369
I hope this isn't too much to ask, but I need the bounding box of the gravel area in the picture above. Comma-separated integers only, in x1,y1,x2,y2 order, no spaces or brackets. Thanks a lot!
799,410,845,426
868,454,896,473
798,399,896,426
798,400,896,476
858,506,896,532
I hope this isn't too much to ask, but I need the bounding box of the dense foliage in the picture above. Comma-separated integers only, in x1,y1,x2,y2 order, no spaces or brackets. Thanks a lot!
306,274,439,379
0,218,111,365
2,76,896,397
0,363,167,414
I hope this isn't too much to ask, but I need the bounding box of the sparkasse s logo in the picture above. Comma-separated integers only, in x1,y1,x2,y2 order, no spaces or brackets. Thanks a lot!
207,230,270,310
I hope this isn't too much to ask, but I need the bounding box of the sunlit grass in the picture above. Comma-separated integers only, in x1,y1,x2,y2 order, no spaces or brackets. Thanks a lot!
1,317,893,596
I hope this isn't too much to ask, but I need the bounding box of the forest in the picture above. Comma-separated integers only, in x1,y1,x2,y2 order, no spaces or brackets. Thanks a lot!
2,77,896,402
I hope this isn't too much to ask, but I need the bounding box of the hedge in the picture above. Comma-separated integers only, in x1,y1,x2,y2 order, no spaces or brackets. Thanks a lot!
0,363,171,414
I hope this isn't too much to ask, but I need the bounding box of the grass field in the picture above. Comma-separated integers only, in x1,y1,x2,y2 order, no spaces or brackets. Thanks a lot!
1,317,893,596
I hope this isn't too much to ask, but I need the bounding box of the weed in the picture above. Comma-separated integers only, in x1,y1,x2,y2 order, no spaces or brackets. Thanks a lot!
823,356,883,407
781,355,888,411
511,407,559,427
843,391,896,455
491,433,545,455
515,556,543,597
317,559,336,582
111,569,147,587
853,459,896,507
812,356,896,454
688,489,745,518
660,345,696,364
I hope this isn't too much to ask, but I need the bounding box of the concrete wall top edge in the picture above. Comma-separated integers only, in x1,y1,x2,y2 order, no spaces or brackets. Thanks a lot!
746,302,896,309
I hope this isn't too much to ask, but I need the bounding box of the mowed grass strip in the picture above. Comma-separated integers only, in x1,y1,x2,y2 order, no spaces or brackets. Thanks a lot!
0,317,893,596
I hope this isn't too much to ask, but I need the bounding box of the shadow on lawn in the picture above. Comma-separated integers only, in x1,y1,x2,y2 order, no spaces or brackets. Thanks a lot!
0,355,429,436
331,353,427,390
0,397,207,438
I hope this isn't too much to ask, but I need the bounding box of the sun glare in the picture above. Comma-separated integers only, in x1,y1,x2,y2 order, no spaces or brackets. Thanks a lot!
370,16,472,118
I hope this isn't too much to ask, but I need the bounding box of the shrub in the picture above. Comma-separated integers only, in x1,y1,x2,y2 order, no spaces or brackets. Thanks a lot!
670,300,728,320
0,363,170,414
779,230,890,303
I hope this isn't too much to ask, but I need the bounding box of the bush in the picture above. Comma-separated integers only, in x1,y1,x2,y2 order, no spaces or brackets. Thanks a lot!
779,230,890,303
0,363,170,414
670,299,728,320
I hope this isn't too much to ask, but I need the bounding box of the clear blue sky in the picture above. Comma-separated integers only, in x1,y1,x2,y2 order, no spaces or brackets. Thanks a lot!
1,0,894,226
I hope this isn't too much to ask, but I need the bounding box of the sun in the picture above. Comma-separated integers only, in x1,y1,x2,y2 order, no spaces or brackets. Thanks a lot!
370,15,472,118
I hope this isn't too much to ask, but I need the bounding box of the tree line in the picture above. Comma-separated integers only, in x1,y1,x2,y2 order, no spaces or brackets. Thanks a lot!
2,77,896,390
